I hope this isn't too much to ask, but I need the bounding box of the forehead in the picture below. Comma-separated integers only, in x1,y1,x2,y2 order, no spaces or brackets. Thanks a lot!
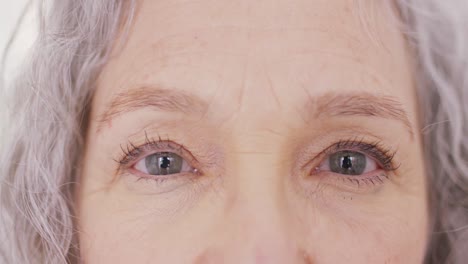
95,0,414,124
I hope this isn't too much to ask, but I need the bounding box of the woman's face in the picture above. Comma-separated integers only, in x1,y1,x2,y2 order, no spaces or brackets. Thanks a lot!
78,0,428,263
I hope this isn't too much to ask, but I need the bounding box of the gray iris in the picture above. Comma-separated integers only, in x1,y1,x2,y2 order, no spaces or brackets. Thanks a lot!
329,151,366,175
144,152,183,175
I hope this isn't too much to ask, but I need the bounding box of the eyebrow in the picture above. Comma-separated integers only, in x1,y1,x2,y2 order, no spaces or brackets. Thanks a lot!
313,93,414,137
97,87,414,137
96,86,208,131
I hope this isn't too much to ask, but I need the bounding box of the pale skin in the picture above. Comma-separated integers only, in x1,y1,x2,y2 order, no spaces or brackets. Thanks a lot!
77,0,428,263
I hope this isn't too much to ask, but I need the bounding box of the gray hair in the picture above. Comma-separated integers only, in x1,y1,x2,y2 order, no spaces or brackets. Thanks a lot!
0,0,467,263
0,1,135,263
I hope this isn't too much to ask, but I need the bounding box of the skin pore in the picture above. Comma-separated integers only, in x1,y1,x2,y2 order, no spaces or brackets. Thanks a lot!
77,0,428,263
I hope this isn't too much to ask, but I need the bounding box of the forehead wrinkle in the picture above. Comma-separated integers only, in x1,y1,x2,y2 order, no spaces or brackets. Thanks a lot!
96,86,208,132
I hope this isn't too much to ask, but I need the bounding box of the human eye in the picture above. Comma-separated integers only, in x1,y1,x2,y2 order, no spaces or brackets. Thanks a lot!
311,139,399,191
115,134,202,190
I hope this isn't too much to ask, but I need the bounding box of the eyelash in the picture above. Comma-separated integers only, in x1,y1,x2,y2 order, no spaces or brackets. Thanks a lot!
322,138,398,170
115,134,199,176
115,135,399,192
310,137,399,189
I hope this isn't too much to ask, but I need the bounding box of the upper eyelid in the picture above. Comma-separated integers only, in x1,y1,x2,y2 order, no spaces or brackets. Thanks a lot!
116,140,197,170
298,137,398,172
323,140,398,170
116,131,398,176
114,129,225,173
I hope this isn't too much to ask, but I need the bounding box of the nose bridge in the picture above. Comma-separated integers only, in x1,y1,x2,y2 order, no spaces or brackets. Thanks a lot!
209,145,309,263
226,137,287,221
210,196,314,264
217,194,297,264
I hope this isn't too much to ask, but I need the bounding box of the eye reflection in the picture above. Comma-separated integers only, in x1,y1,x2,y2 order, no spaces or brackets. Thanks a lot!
321,151,378,176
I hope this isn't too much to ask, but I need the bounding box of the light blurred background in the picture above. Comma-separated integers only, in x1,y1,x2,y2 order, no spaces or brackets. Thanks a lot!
0,0,35,132
1,0,37,85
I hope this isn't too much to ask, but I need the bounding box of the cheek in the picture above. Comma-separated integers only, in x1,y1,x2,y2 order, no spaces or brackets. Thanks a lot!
296,193,428,263
292,213,427,263
78,193,192,263
77,174,220,263
332,217,426,263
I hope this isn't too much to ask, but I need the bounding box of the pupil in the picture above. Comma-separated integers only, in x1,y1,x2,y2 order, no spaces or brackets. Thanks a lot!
341,156,353,169
160,156,171,169
145,152,183,175
329,151,366,176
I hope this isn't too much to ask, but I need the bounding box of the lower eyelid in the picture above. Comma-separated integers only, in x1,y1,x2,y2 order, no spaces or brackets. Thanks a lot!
308,169,390,194
344,173,387,185
121,170,201,195
328,172,389,192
